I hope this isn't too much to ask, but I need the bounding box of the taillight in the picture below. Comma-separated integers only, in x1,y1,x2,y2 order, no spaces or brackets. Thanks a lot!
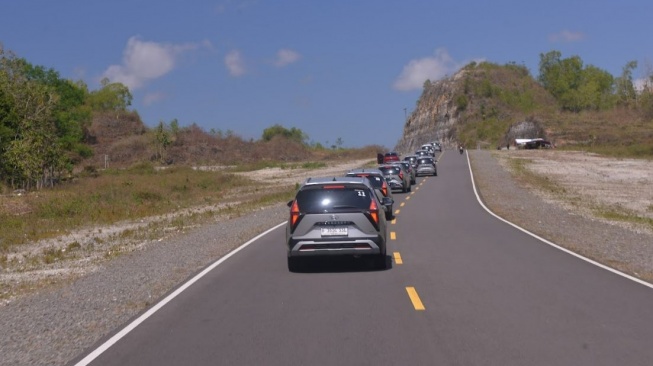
381,180,388,197
368,199,379,226
290,200,301,230
398,171,404,180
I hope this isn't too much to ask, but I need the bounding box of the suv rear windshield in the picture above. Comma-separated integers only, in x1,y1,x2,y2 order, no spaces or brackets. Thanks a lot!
296,186,372,212
346,173,384,189
379,166,401,175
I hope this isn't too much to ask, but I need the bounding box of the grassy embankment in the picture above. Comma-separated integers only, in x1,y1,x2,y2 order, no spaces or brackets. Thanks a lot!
0,146,379,266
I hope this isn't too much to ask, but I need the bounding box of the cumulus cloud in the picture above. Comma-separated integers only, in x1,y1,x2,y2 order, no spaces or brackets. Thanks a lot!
274,48,301,67
102,36,206,90
548,30,585,43
393,48,462,91
143,92,167,106
225,50,246,76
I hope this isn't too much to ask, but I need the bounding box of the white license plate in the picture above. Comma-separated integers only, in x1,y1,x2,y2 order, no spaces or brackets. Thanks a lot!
320,227,348,236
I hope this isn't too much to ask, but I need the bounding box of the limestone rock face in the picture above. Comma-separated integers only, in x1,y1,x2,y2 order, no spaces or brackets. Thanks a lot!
394,70,467,154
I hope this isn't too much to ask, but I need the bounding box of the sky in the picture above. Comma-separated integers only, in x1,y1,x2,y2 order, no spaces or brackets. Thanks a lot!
2,0,652,149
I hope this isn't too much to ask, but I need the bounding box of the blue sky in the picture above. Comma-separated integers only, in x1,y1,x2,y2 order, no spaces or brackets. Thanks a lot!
2,0,652,148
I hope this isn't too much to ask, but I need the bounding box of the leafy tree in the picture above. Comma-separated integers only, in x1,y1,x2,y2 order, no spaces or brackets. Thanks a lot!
615,61,637,106
538,50,615,111
18,59,93,161
153,121,171,162
261,124,308,144
87,78,132,112
0,49,63,188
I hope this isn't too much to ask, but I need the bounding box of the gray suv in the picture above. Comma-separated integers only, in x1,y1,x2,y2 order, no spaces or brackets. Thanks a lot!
379,164,411,193
286,177,390,271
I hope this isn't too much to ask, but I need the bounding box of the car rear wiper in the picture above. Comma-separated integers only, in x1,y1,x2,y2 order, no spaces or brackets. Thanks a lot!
331,205,360,209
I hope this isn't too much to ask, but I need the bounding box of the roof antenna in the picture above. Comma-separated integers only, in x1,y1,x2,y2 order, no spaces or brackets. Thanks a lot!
332,177,337,181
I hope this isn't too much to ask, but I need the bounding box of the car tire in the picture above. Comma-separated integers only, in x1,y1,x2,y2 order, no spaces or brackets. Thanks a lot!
376,252,387,270
434,170,438,176
287,257,303,272
407,184,412,192
402,185,407,193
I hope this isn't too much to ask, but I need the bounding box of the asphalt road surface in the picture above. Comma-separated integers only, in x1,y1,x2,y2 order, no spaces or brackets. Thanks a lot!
73,151,653,366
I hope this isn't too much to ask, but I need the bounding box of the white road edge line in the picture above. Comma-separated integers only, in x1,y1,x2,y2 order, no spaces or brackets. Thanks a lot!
465,150,653,289
74,221,288,366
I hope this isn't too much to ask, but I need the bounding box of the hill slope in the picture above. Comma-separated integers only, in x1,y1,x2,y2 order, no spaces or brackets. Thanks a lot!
395,62,653,157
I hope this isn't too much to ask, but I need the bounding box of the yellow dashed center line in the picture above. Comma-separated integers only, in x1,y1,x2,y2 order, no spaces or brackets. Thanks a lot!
394,209,400,215
393,252,403,265
415,187,419,191
391,218,397,225
410,191,415,195
400,202,405,207
406,196,411,200
390,232,396,240
406,287,426,311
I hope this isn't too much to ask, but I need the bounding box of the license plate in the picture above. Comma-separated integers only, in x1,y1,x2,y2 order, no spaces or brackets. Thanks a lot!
321,227,348,236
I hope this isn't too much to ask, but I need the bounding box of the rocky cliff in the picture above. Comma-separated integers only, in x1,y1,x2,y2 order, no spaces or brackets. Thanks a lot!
394,62,557,154
394,70,467,154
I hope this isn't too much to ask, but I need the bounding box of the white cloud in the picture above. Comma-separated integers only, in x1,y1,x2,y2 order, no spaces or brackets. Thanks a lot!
393,48,461,91
548,30,585,43
274,49,301,67
143,92,167,106
102,36,206,90
225,50,246,76
634,77,653,92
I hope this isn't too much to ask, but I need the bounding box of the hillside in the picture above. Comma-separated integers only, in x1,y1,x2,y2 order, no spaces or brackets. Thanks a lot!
395,62,653,157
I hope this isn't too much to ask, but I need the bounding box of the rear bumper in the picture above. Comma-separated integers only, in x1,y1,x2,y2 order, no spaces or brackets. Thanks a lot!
416,168,436,175
288,237,385,257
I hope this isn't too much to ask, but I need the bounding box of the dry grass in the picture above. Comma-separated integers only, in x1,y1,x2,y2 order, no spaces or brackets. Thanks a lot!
0,163,253,250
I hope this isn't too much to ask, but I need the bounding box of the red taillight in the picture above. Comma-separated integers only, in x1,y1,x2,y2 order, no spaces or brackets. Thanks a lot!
398,171,404,180
290,200,300,228
369,199,379,225
381,180,388,197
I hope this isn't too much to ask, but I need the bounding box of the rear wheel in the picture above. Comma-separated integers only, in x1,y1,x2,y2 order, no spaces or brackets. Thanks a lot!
287,257,303,272
376,255,387,270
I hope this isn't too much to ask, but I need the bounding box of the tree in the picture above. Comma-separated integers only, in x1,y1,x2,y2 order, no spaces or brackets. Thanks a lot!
615,61,637,106
261,124,308,144
153,121,171,163
538,50,615,111
0,50,63,189
87,78,132,112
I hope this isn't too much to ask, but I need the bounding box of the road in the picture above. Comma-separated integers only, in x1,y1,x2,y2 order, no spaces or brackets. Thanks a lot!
73,151,653,366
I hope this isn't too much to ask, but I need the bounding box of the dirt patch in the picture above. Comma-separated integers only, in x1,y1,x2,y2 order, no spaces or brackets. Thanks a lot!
496,150,653,234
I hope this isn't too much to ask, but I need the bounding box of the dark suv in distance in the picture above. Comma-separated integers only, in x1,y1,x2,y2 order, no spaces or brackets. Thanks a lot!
286,177,390,271
345,168,394,220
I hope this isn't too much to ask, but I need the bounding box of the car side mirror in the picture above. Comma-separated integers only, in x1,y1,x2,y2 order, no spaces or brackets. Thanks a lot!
287,200,294,207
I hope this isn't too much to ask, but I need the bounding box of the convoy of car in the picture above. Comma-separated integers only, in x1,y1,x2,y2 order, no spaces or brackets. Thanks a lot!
285,142,443,271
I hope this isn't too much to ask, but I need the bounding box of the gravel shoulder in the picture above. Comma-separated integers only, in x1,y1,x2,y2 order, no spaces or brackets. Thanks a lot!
470,149,653,282
1,153,652,366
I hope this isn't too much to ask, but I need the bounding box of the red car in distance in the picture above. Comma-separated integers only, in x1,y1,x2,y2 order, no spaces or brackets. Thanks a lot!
383,152,400,163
